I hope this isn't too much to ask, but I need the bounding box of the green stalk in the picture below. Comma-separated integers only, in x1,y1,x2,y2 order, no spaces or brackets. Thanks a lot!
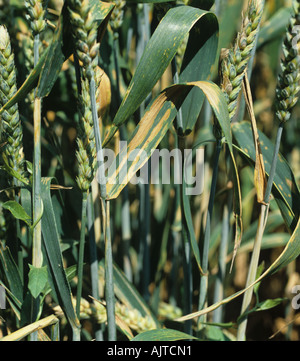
89,76,106,199
112,32,132,282
76,191,88,320
24,0,47,339
102,199,116,341
90,69,116,340
198,138,222,330
236,203,268,340
178,135,193,336
87,189,103,340
212,192,231,323
172,50,193,335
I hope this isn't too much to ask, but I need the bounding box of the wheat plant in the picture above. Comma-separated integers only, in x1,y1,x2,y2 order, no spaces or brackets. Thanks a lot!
0,0,300,342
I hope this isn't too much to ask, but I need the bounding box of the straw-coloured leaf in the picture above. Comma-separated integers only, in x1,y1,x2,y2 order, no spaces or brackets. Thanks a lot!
0,315,59,341
106,80,233,200
242,75,267,205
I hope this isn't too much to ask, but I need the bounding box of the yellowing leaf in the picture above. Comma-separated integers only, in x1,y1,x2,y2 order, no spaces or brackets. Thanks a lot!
242,75,267,204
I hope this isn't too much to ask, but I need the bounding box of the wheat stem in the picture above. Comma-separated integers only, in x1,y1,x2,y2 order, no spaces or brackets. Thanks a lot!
76,191,88,320
198,138,222,330
32,97,43,269
24,0,47,331
178,135,193,336
102,199,116,341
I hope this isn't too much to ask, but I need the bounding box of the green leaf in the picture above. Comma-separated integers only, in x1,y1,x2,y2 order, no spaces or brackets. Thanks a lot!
232,121,300,233
0,244,24,305
40,177,80,331
28,265,48,299
36,12,65,98
2,200,31,225
131,328,199,341
182,173,203,273
238,297,286,324
125,0,214,7
253,262,265,297
255,298,287,312
178,7,219,135
103,5,218,144
125,0,184,3
0,280,22,319
201,324,234,341
190,0,215,10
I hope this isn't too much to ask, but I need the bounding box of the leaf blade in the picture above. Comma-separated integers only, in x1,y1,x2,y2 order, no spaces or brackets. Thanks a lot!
103,6,219,145
131,328,199,341
28,265,48,299
40,177,80,330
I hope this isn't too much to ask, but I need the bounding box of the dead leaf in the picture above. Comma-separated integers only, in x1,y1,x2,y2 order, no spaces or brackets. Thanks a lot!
242,74,267,204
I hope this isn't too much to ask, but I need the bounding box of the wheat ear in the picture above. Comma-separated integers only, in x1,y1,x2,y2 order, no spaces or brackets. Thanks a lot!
24,0,48,35
0,26,26,182
68,0,100,81
275,0,300,123
76,78,97,192
220,0,264,120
